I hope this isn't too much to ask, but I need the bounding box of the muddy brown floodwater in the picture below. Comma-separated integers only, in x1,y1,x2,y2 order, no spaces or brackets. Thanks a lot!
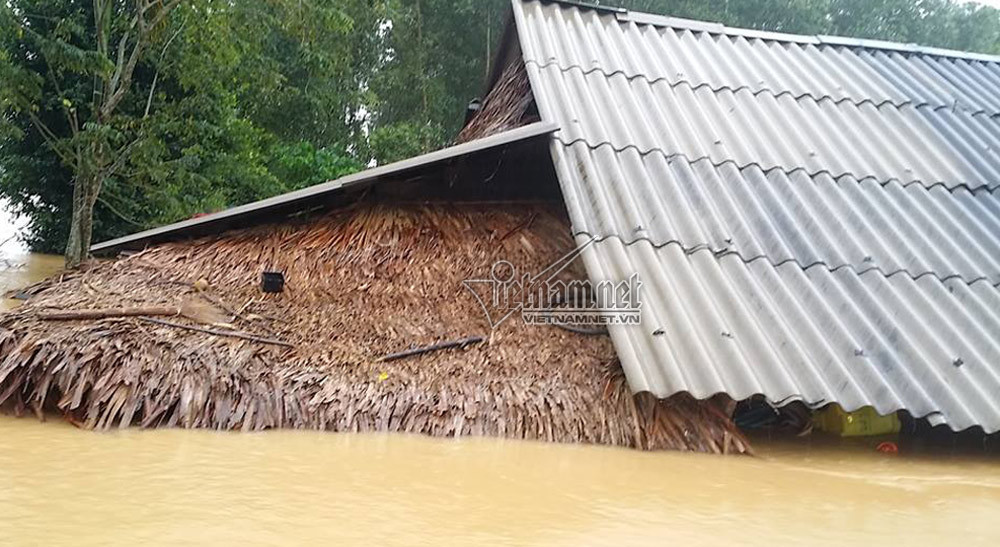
1,418,999,546
0,220,998,546
0,207,63,310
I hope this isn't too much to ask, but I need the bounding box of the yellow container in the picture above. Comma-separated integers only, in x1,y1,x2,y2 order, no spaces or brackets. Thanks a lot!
814,405,901,437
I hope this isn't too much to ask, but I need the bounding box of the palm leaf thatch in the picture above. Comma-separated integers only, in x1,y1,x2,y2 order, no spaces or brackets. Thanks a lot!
0,203,750,454
457,60,536,144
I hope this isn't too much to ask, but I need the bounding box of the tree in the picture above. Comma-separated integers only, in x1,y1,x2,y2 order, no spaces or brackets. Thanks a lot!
3,0,1000,259
115,0,367,228
1,1,183,267
1,0,370,255
368,0,508,161
827,0,1000,53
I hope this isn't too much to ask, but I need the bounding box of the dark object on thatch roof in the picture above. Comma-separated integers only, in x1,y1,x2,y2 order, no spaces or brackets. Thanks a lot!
379,336,485,363
464,98,482,125
0,203,749,454
261,271,285,293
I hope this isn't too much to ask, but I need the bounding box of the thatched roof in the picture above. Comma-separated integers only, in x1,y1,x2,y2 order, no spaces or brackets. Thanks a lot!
0,203,749,454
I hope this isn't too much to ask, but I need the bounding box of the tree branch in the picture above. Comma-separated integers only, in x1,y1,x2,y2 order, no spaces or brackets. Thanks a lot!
144,23,184,118
107,27,132,97
102,138,140,179
42,61,79,137
104,29,140,118
102,1,184,119
26,111,73,165
148,0,184,31
96,194,146,227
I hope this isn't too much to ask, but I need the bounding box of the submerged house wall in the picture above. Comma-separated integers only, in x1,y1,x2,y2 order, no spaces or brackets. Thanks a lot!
0,203,749,454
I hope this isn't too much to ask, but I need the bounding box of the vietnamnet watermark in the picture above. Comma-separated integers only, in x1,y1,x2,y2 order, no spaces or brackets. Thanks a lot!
462,237,642,330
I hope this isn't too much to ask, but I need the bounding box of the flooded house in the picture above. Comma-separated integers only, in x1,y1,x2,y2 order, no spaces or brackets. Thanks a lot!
2,0,999,451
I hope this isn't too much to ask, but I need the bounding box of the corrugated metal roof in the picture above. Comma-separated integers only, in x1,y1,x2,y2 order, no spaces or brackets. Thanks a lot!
514,0,1000,431
555,145,1000,286
519,0,1000,111
577,236,1000,432
93,122,558,254
528,63,1000,191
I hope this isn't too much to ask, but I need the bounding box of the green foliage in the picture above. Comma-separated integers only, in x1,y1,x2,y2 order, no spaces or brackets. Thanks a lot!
221,0,385,146
371,0,509,155
0,0,371,250
268,141,363,191
827,0,1000,54
2,0,1000,254
368,122,445,164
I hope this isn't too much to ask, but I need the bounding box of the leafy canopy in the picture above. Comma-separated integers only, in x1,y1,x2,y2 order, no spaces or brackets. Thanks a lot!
1,0,998,253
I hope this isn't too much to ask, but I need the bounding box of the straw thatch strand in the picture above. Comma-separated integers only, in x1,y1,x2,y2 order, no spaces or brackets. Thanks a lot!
457,60,536,144
0,203,750,454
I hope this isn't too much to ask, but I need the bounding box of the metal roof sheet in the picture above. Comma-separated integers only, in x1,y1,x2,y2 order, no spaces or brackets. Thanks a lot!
578,236,1000,432
519,1,1000,113
527,62,1000,191
515,0,1000,431
555,144,1000,286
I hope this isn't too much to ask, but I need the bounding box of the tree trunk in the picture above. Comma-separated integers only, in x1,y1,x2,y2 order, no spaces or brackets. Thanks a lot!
64,170,102,269
54,1,182,268
64,174,87,268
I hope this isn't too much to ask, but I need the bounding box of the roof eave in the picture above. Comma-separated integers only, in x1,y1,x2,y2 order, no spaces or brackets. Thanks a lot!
92,121,559,255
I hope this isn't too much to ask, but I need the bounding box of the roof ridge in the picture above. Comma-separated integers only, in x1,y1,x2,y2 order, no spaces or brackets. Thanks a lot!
532,0,1000,64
